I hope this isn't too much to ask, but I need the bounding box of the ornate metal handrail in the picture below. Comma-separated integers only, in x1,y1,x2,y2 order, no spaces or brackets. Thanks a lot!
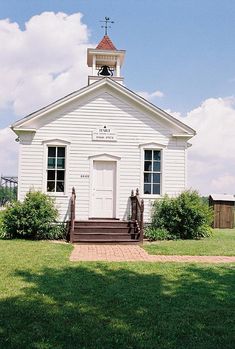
130,188,144,242
70,187,76,242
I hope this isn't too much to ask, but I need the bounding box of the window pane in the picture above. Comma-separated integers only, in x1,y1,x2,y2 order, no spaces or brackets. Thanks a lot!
153,151,161,161
144,161,152,171
56,181,64,192
153,173,160,183
144,173,152,183
48,158,56,169
153,161,161,172
153,184,160,195
144,184,151,194
144,150,152,161
57,170,65,181
47,181,55,192
48,147,56,157
58,147,65,157
57,158,65,169
47,170,55,180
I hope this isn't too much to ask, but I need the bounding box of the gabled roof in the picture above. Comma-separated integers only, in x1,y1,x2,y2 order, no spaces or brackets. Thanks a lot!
11,77,196,137
96,35,116,50
210,194,235,202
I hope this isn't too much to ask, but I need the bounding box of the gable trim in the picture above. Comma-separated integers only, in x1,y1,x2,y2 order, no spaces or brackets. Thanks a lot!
11,78,196,137
172,133,195,138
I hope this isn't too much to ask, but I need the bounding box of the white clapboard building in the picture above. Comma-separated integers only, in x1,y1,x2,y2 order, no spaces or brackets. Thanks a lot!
11,34,195,243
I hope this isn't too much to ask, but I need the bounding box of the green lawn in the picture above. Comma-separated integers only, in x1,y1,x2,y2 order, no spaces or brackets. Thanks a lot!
0,240,235,349
144,229,235,256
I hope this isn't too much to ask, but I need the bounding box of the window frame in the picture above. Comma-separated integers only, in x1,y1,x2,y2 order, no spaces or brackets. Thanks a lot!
47,146,66,194
42,139,70,197
143,149,161,195
140,143,165,198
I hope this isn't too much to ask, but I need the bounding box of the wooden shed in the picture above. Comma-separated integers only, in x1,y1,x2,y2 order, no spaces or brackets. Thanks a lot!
209,194,235,229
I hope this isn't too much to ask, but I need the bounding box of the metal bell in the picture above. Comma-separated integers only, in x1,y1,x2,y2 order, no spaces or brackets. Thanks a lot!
98,65,113,76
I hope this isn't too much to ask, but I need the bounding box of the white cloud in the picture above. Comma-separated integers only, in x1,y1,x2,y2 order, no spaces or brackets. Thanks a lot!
137,89,164,101
185,97,235,159
0,128,18,175
0,11,92,117
211,174,235,193
183,97,235,195
0,11,93,176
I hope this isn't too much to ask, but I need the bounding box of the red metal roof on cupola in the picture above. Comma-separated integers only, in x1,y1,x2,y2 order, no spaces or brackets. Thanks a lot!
96,35,117,50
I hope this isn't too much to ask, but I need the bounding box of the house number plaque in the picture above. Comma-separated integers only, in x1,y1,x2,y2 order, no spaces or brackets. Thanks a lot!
80,174,89,178
92,126,117,142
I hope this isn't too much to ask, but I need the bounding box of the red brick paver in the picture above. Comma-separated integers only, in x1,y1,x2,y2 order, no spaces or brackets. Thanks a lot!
70,244,235,263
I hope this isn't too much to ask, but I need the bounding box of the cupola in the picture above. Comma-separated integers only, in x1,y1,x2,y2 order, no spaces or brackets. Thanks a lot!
87,32,125,85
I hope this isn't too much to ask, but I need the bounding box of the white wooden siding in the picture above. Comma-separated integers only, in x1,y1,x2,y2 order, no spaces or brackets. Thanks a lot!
19,91,187,222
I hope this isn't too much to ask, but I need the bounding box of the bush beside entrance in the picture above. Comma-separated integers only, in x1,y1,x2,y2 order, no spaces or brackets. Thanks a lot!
146,190,213,241
2,191,66,240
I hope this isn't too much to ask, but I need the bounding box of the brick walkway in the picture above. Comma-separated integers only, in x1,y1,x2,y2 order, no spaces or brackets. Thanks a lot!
70,244,235,263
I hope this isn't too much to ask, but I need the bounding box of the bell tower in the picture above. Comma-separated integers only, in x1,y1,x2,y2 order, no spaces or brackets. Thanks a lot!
87,18,125,85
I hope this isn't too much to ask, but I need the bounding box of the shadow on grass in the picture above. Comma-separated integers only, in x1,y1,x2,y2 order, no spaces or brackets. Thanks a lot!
0,263,234,349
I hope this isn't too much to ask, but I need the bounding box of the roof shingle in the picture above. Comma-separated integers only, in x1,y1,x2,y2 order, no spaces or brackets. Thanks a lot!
96,35,116,50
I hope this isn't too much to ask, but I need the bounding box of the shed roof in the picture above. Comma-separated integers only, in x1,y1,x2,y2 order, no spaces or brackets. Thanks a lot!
210,194,235,202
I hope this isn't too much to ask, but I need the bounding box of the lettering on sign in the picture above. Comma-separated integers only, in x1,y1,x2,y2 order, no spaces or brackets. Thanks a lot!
92,127,117,142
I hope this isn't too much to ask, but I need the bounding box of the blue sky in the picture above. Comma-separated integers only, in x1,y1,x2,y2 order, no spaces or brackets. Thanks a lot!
1,0,235,114
0,0,234,194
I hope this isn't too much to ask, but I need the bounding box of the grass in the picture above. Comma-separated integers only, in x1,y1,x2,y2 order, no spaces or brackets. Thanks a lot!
0,240,235,349
144,229,235,256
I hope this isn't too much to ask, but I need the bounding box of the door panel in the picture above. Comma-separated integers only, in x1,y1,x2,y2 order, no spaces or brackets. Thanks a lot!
92,161,116,218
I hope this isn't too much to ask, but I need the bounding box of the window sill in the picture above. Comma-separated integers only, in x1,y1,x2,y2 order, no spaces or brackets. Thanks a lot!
46,192,68,198
142,194,163,199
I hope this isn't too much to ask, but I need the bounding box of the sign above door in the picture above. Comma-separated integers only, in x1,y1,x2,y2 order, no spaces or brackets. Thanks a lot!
92,126,117,142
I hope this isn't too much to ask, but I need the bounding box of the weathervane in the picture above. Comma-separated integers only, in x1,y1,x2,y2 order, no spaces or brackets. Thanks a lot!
100,16,114,35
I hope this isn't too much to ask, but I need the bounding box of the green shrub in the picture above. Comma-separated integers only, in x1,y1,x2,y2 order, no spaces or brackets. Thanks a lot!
0,186,17,206
151,190,213,239
2,191,66,240
144,227,173,241
0,210,5,238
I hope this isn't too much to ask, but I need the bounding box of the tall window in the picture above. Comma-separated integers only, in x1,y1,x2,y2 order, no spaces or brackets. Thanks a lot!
47,146,65,192
144,149,161,195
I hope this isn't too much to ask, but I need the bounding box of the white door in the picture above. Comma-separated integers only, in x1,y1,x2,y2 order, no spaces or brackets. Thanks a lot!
92,161,116,218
